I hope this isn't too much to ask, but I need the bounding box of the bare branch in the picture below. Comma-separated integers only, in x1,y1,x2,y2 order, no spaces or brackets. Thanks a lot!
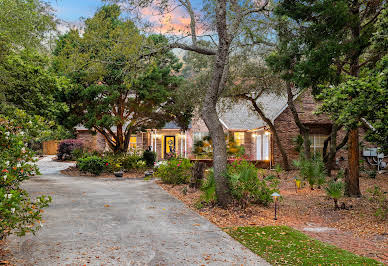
169,42,216,55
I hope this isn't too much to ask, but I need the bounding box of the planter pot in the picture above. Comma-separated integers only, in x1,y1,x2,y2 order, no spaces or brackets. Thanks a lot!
114,171,124,177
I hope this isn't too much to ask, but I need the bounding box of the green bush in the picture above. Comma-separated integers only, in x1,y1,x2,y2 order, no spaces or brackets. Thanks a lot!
199,168,217,206
325,180,344,210
197,160,279,208
77,156,108,175
228,160,279,207
366,186,388,220
1,112,51,238
142,149,156,167
121,155,142,170
293,153,326,190
156,158,192,184
104,153,143,172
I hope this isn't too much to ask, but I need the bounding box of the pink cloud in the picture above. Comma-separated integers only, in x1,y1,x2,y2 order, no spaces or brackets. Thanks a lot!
139,4,204,35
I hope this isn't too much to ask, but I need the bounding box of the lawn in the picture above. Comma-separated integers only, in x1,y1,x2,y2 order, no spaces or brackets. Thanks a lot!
226,226,382,265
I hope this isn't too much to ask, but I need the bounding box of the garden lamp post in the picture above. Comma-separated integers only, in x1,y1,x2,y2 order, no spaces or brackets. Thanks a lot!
271,192,280,220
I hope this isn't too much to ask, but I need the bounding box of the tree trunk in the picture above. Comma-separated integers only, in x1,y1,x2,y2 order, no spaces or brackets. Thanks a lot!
344,0,361,197
286,82,311,159
345,128,361,196
326,124,338,177
190,162,205,189
201,0,232,208
248,97,290,170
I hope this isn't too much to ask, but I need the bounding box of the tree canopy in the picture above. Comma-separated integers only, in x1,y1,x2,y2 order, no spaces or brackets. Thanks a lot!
54,5,189,153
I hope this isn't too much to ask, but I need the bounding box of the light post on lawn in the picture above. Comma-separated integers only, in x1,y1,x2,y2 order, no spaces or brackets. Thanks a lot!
271,192,280,220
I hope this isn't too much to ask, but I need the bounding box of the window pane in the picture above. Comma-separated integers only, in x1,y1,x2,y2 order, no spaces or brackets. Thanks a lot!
234,132,245,146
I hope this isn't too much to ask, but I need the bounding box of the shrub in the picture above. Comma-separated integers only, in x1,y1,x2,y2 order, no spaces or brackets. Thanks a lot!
142,149,156,167
199,168,217,206
136,160,146,169
197,160,279,208
1,113,51,238
366,186,388,220
57,139,83,161
228,161,279,207
77,156,108,175
156,158,192,184
325,180,344,210
71,147,87,160
293,153,326,190
104,153,143,172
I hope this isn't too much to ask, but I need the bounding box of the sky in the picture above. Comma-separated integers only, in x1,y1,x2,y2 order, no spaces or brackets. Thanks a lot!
47,0,202,36
47,0,105,22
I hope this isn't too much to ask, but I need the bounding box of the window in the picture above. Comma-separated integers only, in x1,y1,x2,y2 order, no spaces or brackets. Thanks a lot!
129,136,137,150
233,132,245,146
256,132,270,160
193,132,209,143
309,134,328,154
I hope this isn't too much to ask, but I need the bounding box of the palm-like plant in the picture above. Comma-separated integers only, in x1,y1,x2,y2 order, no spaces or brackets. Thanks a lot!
293,153,326,190
325,180,344,210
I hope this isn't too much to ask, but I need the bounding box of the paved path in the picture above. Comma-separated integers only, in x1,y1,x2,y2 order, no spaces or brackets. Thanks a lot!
7,158,268,265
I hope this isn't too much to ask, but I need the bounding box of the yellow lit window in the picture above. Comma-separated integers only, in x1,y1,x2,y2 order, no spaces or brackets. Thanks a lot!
129,136,137,149
234,132,245,146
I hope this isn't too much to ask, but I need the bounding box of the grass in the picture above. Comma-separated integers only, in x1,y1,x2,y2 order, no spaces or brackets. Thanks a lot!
226,226,382,265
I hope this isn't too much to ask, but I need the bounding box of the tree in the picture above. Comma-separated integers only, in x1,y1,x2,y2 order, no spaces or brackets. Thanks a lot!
113,0,270,207
0,0,55,59
0,49,69,122
226,54,291,170
54,5,186,153
269,0,386,196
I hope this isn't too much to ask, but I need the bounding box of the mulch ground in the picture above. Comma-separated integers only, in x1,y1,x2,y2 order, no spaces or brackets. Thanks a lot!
61,166,148,179
157,170,388,265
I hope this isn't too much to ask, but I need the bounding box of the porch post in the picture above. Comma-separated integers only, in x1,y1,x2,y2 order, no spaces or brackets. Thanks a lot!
154,129,157,158
180,131,183,157
184,131,187,158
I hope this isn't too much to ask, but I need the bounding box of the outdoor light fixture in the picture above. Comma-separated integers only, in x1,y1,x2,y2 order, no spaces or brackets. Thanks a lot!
294,177,301,193
265,130,270,135
271,192,280,220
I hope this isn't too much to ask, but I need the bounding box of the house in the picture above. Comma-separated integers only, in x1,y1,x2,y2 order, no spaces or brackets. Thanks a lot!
75,89,373,169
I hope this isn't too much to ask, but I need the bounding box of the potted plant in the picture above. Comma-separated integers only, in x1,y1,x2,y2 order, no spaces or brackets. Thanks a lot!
113,163,124,177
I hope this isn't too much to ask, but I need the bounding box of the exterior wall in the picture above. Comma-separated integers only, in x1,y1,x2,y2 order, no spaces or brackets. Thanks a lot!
77,131,106,153
271,89,373,170
272,90,333,167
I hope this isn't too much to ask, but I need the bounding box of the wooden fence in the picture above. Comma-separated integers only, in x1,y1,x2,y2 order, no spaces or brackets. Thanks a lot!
42,140,60,155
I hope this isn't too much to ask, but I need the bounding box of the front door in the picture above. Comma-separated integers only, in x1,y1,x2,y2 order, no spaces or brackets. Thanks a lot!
164,136,176,157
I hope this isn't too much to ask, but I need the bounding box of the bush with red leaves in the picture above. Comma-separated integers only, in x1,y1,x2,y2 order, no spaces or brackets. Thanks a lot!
57,139,83,161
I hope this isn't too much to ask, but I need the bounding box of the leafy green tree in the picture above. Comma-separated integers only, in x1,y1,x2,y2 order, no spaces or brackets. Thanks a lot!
54,5,186,153
0,49,69,122
318,6,388,154
111,0,270,207
0,0,55,59
268,0,386,196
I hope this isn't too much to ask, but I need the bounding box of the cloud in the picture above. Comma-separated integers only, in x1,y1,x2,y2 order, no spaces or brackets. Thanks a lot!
138,4,204,35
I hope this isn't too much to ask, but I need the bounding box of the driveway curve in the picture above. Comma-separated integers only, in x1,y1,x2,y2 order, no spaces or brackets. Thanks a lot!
7,157,268,265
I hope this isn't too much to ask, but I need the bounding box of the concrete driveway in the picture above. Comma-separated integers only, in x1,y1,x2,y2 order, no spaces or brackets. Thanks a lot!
7,157,268,265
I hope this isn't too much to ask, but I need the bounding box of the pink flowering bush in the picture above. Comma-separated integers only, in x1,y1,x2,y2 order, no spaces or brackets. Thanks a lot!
156,158,192,184
0,114,51,239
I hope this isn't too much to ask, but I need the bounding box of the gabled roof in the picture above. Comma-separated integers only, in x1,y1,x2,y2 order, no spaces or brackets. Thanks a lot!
218,92,288,130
